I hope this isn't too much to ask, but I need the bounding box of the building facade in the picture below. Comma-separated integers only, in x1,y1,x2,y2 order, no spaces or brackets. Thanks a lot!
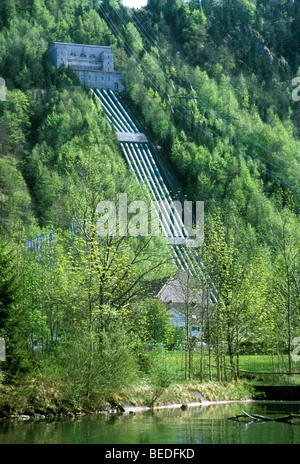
47,42,124,92
143,270,211,343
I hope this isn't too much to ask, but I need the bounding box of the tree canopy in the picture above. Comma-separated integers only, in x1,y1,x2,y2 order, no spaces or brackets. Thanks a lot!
0,0,299,399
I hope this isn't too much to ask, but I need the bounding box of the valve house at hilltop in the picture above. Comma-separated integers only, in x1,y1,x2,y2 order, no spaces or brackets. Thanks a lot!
47,42,124,92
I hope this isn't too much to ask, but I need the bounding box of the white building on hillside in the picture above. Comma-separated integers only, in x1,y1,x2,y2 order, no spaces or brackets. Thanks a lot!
47,42,124,92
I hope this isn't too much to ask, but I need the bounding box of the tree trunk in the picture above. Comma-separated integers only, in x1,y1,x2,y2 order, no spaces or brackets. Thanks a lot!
287,274,292,373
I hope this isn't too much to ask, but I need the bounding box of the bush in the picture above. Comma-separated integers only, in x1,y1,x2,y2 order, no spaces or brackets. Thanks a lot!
146,351,174,408
58,316,139,406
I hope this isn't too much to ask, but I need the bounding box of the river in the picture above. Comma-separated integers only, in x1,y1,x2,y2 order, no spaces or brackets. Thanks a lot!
0,401,300,444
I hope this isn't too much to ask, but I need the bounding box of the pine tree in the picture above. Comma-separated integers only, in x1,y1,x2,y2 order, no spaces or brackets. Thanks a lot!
0,238,28,380
0,239,19,324
1,0,17,28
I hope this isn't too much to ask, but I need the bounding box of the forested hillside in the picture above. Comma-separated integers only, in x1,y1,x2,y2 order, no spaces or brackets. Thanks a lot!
99,0,300,379
0,0,299,410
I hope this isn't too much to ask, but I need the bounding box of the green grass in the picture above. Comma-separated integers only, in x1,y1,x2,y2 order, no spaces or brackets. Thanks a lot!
119,379,254,406
163,350,300,385
238,355,286,372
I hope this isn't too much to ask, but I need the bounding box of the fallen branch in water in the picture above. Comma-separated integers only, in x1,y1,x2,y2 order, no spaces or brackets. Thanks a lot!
228,410,300,424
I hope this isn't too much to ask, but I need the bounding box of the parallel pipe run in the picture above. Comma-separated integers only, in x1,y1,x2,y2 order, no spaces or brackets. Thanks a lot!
93,89,199,259
138,143,186,238
107,88,139,133
95,89,131,133
99,88,135,133
95,89,126,132
93,90,189,237
122,144,190,271
120,143,185,270
95,88,124,129
126,142,177,239
106,89,137,133
91,88,218,303
92,91,114,127
133,144,177,236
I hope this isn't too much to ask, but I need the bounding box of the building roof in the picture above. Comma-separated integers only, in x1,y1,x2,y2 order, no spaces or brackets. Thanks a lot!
48,42,112,50
139,276,170,298
157,270,206,305
142,270,211,306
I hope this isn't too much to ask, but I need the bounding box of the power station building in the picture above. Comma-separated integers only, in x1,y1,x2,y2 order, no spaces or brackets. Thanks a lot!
47,42,124,92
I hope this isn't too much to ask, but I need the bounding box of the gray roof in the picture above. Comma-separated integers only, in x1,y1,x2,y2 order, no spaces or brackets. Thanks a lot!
48,42,111,50
139,277,170,298
157,270,205,305
141,270,210,306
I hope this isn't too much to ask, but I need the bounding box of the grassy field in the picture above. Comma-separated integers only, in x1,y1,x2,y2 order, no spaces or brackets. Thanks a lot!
163,350,300,385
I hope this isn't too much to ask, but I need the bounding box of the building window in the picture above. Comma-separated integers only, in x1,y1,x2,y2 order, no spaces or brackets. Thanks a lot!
80,53,86,58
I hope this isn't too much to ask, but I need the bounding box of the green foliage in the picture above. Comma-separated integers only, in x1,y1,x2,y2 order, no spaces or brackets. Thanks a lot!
0,240,20,321
59,307,138,403
0,239,30,380
73,9,116,46
146,350,174,407
0,0,299,395
0,158,35,233
0,89,30,155
129,298,176,349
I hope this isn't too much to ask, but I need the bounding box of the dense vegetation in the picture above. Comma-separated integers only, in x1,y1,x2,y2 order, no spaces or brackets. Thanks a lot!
0,0,299,411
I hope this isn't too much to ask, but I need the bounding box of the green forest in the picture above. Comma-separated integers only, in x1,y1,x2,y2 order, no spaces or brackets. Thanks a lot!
0,0,299,414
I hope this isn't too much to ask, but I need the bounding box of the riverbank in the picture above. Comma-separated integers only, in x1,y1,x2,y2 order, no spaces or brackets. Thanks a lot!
0,378,255,421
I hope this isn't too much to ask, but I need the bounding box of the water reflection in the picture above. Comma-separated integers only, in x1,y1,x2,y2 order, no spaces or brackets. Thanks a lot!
0,402,300,444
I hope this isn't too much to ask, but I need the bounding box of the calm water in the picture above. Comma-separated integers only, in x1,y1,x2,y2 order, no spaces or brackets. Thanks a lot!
0,402,300,444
